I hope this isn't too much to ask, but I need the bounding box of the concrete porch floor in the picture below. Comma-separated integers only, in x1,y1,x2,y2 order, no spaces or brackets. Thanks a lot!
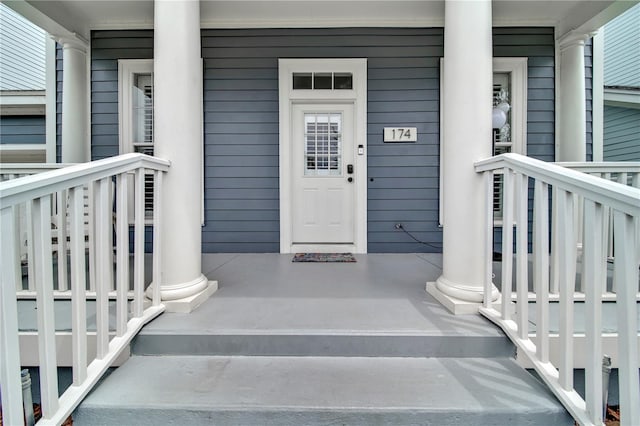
142,253,505,338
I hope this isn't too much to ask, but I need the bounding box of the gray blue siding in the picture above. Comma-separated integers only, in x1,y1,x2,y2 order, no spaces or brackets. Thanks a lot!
56,43,62,162
90,31,153,161
604,3,640,87
603,106,640,161
0,115,45,144
89,28,556,253
584,38,593,161
202,28,443,253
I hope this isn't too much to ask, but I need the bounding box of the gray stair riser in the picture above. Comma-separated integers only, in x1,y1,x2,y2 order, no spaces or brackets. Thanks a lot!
131,334,515,358
73,407,571,426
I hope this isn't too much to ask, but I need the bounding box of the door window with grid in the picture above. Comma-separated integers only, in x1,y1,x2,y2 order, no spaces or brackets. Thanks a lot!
304,113,342,176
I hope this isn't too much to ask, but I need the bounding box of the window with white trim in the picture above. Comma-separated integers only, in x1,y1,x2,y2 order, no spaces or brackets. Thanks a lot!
492,58,528,222
439,57,527,225
118,59,154,221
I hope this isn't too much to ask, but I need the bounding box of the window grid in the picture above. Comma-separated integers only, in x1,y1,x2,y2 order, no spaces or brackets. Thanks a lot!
304,113,342,176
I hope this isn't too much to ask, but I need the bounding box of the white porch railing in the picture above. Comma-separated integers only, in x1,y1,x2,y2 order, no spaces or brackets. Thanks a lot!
0,153,169,425
475,153,640,426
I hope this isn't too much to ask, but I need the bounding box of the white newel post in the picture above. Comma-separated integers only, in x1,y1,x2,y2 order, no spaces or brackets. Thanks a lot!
557,34,587,162
153,0,216,311
61,39,89,163
427,0,497,313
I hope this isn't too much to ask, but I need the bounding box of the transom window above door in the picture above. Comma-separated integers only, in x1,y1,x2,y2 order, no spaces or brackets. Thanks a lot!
293,72,353,90
304,112,342,176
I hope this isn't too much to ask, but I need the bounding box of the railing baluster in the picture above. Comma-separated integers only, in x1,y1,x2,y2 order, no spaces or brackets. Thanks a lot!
116,174,129,337
26,201,35,291
601,205,611,294
133,169,145,317
501,169,514,320
483,171,493,308
515,173,529,338
95,178,111,359
32,196,60,418
550,188,559,294
613,210,640,426
88,182,96,292
533,180,550,363
12,204,22,291
56,189,69,291
632,173,640,270
557,189,576,391
69,185,88,385
152,170,163,306
583,199,604,425
0,206,25,426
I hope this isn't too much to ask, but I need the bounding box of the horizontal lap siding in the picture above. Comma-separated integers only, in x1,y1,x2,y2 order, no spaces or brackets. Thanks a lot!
90,30,154,161
0,116,45,144
202,28,443,253
87,28,555,254
603,106,640,161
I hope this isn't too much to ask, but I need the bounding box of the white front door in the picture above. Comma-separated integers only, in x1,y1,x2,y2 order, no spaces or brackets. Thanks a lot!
291,103,355,245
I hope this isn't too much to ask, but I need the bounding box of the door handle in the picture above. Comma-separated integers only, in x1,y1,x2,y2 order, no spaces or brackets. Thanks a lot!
347,164,354,174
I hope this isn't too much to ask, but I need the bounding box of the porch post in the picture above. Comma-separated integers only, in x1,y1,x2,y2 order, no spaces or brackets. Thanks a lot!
427,0,498,313
60,39,89,163
153,0,216,311
557,33,588,162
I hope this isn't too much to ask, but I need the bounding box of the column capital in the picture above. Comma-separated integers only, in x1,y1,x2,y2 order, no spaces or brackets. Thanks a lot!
56,34,88,53
557,30,596,51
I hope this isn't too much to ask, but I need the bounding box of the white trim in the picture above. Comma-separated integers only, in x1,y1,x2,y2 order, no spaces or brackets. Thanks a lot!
278,58,368,254
0,93,46,106
0,144,47,152
604,88,640,108
591,29,604,161
87,18,569,32
46,37,57,163
118,59,154,155
493,57,528,156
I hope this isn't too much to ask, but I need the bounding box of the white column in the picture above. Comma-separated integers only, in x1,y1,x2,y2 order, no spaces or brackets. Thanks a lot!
153,0,215,310
557,34,587,162
427,0,497,313
61,39,89,163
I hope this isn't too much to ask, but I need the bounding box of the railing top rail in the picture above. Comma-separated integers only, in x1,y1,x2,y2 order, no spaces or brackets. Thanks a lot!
556,161,640,173
0,153,170,208
0,164,75,175
475,153,640,217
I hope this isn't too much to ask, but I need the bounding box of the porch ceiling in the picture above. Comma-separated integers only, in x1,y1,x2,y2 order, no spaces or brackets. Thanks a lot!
6,0,637,43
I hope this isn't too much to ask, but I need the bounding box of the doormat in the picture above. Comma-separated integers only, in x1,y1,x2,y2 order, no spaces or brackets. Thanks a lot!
292,253,357,263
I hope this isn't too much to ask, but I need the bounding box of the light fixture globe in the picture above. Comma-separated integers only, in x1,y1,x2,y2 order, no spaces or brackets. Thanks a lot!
492,108,507,129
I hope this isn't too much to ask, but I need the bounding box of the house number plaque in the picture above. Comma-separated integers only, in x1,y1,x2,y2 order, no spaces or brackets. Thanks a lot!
383,127,417,142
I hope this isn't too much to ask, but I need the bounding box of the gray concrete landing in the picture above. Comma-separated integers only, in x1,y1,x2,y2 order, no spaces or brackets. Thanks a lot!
134,254,512,357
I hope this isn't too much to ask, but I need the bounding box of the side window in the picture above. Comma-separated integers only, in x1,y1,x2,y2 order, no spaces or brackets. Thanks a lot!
492,58,527,223
439,58,527,225
118,59,154,221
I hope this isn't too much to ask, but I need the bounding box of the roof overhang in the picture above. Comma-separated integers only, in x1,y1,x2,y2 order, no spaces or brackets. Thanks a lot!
604,87,640,109
3,0,638,45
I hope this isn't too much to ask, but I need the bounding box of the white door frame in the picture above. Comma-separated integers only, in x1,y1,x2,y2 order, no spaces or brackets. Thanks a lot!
278,58,368,253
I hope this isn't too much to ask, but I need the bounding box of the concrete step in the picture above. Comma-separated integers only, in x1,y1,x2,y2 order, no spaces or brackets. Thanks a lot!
132,331,515,358
74,355,572,426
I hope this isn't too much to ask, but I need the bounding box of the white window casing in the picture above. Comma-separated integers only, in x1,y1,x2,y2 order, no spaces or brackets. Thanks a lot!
118,59,154,222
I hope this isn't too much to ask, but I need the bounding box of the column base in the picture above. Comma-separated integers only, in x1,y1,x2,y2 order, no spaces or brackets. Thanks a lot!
426,278,498,315
145,273,218,313
162,280,218,313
